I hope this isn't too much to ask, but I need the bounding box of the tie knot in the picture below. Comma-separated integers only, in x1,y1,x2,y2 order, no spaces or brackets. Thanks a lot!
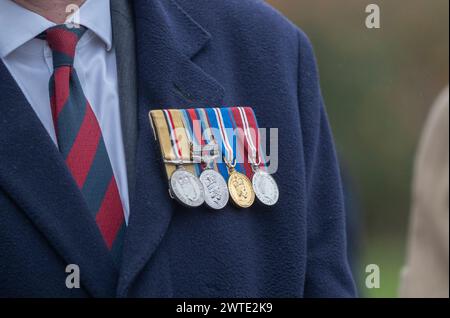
44,24,87,67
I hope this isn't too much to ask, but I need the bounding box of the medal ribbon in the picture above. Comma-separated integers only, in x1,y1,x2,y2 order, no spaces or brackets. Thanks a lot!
232,107,268,172
213,108,235,166
222,108,249,178
244,107,268,171
151,107,265,182
238,107,260,166
163,109,183,161
150,109,197,179
204,108,229,178
197,108,222,173
187,109,204,147
180,109,202,175
219,108,248,176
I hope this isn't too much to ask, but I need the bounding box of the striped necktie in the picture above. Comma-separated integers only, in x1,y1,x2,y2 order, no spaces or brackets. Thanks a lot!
44,25,125,265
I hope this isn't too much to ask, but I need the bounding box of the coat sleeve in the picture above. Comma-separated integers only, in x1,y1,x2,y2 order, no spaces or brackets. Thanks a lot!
296,30,357,297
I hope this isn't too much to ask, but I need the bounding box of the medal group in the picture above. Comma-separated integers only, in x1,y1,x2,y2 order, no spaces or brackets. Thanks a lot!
149,107,279,210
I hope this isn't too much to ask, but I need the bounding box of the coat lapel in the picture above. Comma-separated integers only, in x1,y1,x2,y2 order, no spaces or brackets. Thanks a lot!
0,62,118,297
117,0,225,296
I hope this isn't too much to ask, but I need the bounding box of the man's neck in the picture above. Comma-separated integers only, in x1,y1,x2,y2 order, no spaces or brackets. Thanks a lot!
13,0,86,24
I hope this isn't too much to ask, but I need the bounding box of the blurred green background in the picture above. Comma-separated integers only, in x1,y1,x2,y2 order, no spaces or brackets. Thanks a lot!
267,0,449,297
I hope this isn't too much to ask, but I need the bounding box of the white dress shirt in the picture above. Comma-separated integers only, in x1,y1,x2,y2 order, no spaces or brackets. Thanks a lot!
0,0,130,223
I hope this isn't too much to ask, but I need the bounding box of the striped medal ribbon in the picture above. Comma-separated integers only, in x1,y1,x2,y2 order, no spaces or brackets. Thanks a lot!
212,108,255,208
163,109,205,208
236,107,279,206
182,109,229,210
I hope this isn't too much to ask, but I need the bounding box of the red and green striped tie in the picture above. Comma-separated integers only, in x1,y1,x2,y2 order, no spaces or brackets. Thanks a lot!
44,25,125,265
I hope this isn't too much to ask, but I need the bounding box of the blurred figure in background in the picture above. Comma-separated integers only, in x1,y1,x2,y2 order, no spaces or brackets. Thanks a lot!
400,86,449,298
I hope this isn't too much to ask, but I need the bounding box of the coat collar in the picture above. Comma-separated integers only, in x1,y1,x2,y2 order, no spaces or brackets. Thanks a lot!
116,0,225,296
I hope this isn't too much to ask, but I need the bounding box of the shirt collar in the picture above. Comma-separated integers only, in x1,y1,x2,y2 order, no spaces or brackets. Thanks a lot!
0,0,112,59
79,0,113,51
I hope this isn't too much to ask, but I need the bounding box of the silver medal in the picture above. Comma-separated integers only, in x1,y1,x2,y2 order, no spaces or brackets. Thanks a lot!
170,168,205,208
199,169,229,210
252,169,279,206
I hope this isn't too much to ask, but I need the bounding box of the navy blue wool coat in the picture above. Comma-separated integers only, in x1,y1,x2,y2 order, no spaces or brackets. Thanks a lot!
0,0,356,297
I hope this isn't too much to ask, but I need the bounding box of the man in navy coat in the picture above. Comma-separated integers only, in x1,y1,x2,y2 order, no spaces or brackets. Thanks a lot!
0,0,356,297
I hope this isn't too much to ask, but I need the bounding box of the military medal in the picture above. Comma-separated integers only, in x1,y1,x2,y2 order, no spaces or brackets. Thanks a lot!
251,169,279,206
236,107,279,206
169,168,205,208
199,162,229,210
182,109,229,210
227,163,255,208
150,106,275,210
212,108,255,208
163,109,205,208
